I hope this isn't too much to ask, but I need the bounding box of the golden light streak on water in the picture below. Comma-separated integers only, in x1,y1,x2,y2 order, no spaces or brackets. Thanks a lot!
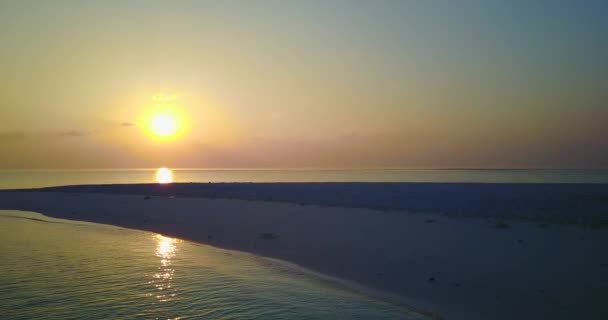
155,167,173,184
152,234,180,302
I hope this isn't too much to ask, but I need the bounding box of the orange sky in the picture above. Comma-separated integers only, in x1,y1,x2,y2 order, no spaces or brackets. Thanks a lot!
1,1,607,169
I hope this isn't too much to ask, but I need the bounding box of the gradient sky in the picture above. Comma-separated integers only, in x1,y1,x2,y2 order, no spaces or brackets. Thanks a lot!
1,0,607,169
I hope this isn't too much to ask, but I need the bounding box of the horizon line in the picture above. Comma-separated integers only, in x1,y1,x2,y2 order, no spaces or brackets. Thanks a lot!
1,167,608,171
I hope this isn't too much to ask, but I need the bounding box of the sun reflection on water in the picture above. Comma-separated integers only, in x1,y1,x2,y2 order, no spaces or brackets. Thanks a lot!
155,167,173,184
149,234,180,303
156,235,176,259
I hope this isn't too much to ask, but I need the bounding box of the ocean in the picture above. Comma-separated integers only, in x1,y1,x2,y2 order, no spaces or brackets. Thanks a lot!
0,210,423,320
1,168,607,189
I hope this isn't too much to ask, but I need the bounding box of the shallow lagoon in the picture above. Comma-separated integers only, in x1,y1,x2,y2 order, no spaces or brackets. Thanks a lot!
0,210,421,320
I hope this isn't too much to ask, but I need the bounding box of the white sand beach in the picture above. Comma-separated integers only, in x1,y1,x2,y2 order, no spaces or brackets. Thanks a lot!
1,184,607,320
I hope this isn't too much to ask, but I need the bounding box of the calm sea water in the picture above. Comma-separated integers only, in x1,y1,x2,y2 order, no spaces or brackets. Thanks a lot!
0,210,423,320
1,169,607,189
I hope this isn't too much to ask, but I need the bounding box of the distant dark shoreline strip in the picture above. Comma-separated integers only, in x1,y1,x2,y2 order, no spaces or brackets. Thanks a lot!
4,182,608,227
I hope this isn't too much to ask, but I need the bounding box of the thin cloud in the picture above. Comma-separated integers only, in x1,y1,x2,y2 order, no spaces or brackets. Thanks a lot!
121,122,135,127
58,130,90,137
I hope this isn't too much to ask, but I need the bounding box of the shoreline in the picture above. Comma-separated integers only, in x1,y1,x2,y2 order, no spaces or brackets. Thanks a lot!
0,210,436,320
1,184,607,319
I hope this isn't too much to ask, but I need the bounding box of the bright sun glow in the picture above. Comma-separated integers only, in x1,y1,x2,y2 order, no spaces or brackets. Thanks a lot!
156,167,173,184
149,113,178,137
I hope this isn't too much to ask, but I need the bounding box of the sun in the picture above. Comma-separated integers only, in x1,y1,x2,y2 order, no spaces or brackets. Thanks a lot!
140,93,188,141
149,113,178,137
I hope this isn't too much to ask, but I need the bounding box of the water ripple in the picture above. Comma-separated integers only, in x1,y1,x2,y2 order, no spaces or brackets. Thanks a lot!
0,211,425,319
